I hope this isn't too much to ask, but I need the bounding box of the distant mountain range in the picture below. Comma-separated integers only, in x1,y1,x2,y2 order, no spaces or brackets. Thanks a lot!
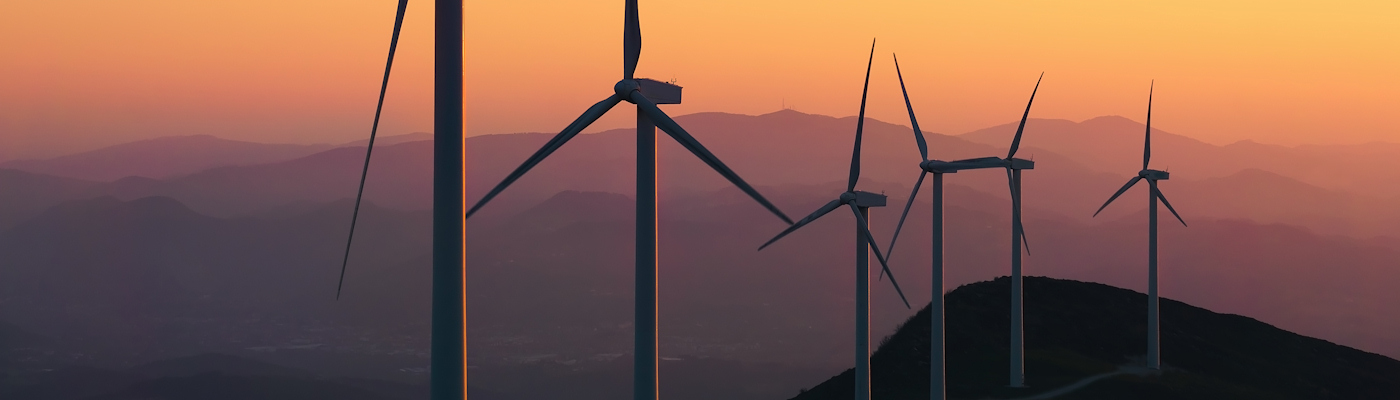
960,115,1400,199
0,132,433,183
0,135,334,182
791,277,1400,400
5,186,1400,371
8,110,1400,237
4,111,1400,397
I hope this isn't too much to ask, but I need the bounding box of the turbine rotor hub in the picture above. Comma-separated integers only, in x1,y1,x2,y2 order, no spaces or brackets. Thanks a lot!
613,79,641,102
839,192,857,203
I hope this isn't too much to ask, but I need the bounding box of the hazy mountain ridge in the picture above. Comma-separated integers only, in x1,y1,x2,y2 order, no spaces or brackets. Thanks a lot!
0,132,433,183
6,111,1400,397
0,135,334,182
6,188,1400,397
0,195,432,364
0,169,105,229
6,111,1400,242
960,115,1400,200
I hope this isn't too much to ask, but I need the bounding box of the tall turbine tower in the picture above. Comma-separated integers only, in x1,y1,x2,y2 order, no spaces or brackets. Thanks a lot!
891,73,1041,388
883,54,990,400
759,41,912,400
464,2,794,400
1092,82,1187,370
333,2,472,399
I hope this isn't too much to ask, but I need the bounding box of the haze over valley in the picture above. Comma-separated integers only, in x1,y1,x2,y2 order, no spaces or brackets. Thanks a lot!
4,110,1400,398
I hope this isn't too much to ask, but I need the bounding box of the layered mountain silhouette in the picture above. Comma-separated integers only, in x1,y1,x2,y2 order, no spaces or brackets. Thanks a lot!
0,169,103,229
7,111,1400,239
8,186,1400,371
790,277,1400,400
0,352,523,400
5,110,1400,397
0,135,334,182
0,195,431,363
959,115,1400,199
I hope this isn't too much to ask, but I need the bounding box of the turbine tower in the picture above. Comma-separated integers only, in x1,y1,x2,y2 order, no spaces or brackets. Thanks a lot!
758,40,911,400
888,73,1042,388
883,54,994,400
463,2,793,400
333,2,473,399
1092,82,1187,370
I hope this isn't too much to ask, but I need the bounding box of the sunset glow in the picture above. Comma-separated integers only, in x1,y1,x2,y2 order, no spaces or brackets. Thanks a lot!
1,0,1396,159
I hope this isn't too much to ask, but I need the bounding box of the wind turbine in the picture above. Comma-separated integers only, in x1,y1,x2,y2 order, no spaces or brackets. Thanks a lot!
758,40,911,400
882,54,998,400
1092,82,1186,371
334,1,469,399
462,2,794,400
887,72,1042,388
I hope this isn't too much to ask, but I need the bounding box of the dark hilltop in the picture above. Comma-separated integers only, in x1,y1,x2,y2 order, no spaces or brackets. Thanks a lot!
791,277,1400,400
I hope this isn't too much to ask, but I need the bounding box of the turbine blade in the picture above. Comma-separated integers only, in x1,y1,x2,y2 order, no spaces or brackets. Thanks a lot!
1092,176,1143,217
338,0,409,300
1016,210,1030,255
1005,167,1017,207
1020,222,1030,255
634,94,794,224
886,170,927,262
623,0,640,80
893,54,929,161
465,95,622,219
850,204,911,309
1144,80,1153,170
1005,167,1029,255
1156,188,1187,227
1007,72,1043,160
758,199,843,250
848,39,876,192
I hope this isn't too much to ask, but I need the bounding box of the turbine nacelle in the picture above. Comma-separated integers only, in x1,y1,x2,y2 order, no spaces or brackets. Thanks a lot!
1139,169,1169,180
840,190,887,208
612,78,683,105
918,160,962,174
637,78,682,104
1008,158,1035,170
944,157,1036,171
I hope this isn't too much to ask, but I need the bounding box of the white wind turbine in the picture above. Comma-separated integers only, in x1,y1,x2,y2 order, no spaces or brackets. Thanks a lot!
758,41,912,400
1092,82,1187,371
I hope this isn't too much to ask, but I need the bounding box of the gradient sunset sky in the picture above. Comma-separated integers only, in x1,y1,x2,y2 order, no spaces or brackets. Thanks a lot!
1,0,1396,160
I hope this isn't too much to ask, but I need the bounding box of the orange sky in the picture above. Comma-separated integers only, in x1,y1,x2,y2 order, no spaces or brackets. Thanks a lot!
1,0,1396,160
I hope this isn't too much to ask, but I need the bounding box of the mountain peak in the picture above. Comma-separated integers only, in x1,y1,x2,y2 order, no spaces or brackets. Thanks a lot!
1080,114,1138,125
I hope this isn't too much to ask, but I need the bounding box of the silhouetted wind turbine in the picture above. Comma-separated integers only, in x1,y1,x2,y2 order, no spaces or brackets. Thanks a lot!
898,73,1040,388
759,40,910,400
1092,81,1186,371
335,1,470,399
463,2,793,399
338,0,407,300
884,54,993,400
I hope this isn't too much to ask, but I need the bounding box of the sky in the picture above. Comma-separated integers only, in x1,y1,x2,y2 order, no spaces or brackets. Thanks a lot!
1,0,1397,160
